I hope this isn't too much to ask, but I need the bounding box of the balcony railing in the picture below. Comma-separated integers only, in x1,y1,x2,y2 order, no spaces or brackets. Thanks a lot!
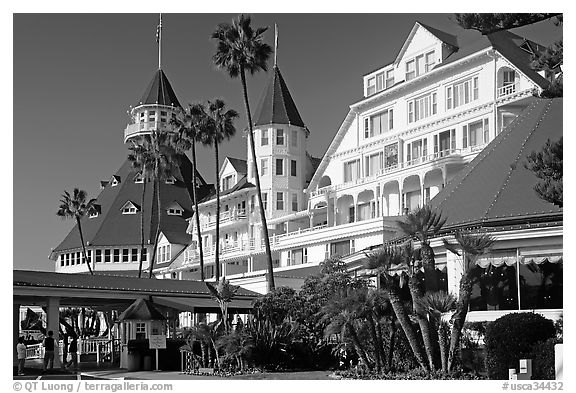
497,83,518,98
200,208,247,230
124,121,173,141
311,145,485,197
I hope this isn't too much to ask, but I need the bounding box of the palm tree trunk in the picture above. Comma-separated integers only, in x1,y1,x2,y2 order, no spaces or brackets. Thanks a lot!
148,172,161,279
422,243,438,292
190,139,205,281
438,322,449,373
408,273,436,371
366,315,382,373
386,279,429,371
214,142,221,281
76,217,93,275
447,271,474,371
240,66,275,292
387,315,397,371
346,322,373,371
138,165,147,278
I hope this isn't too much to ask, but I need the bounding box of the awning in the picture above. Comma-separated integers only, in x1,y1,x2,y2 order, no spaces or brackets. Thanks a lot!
152,296,255,312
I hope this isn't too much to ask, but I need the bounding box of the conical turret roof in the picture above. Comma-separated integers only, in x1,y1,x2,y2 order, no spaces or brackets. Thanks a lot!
253,65,305,128
138,69,181,108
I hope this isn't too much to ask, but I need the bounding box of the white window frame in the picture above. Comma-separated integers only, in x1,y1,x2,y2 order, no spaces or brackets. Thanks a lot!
343,159,361,183
275,158,284,176
408,91,437,123
276,129,285,146
365,108,394,138
291,193,298,212
261,129,269,146
446,76,479,110
262,192,268,211
290,160,297,177
366,77,376,96
261,158,268,176
291,130,298,147
276,192,284,211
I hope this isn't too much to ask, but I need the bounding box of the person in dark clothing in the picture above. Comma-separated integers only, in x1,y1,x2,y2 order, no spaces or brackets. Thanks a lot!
65,336,78,371
42,331,55,372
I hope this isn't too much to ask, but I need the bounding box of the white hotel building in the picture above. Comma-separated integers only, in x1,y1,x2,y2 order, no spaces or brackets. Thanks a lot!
156,22,554,294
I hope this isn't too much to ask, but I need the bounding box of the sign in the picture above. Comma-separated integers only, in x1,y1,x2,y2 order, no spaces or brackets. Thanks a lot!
149,334,167,349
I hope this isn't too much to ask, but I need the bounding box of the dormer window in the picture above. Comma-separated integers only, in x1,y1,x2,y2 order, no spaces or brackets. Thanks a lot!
165,176,176,185
121,201,140,215
100,180,109,189
166,201,184,216
222,175,233,191
110,175,121,187
366,69,396,97
406,50,435,81
134,172,144,183
89,204,101,218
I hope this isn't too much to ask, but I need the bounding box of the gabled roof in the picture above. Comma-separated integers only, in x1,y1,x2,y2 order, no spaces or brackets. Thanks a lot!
428,98,562,229
417,22,459,49
137,69,181,108
226,157,247,175
51,153,212,256
253,65,305,128
199,174,255,205
120,200,140,211
118,298,166,321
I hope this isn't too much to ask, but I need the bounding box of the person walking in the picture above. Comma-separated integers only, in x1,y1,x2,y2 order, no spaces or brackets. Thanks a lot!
65,335,78,371
16,337,26,376
42,330,55,372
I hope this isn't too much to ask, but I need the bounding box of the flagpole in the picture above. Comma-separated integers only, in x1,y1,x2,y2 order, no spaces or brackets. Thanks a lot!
158,13,162,70
274,23,278,67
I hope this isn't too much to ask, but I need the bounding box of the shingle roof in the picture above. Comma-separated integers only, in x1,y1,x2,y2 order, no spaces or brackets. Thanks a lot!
418,21,459,48
118,298,166,321
199,174,255,204
226,157,247,174
52,154,211,254
253,65,305,128
428,98,562,229
138,69,181,108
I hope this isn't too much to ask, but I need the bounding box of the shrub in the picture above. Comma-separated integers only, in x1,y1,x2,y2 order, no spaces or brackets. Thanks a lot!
485,313,556,379
335,368,485,380
529,338,560,380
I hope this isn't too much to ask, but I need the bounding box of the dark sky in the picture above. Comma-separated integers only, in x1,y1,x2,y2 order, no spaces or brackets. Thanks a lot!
13,13,561,271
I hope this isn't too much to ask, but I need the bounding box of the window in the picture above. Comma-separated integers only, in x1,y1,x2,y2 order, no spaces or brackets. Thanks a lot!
104,249,111,263
503,70,516,86
384,143,399,169
364,108,393,138
276,192,284,211
275,158,284,176
167,207,183,216
425,51,436,72
325,244,330,260
408,92,437,123
141,248,147,262
291,130,298,147
330,240,351,257
291,193,298,212
165,176,175,184
261,129,269,146
136,322,146,340
406,139,428,162
262,193,268,210
113,249,120,263
463,118,490,148
365,152,383,177
343,159,360,183
222,175,233,191
406,59,416,81
134,172,144,183
276,129,285,145
290,160,297,177
351,239,356,253
357,203,371,221
157,245,171,263
131,248,138,262
446,76,479,110
122,202,138,215
261,158,268,176
367,77,376,96
250,195,255,213
149,111,156,123
95,249,102,263
406,50,435,81
303,248,308,264
385,69,395,88
122,249,129,263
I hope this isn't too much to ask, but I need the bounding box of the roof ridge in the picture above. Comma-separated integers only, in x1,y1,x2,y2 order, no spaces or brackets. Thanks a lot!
482,99,553,221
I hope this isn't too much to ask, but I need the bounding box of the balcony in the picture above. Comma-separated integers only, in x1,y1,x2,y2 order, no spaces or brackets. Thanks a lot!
123,121,173,142
198,208,248,232
497,82,518,98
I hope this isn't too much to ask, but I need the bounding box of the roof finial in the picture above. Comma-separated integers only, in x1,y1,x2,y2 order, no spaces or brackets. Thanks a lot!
156,14,163,70
274,23,278,67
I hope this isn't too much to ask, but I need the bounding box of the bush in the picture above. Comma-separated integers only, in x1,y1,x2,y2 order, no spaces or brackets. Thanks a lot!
529,338,560,380
485,313,556,379
335,368,485,380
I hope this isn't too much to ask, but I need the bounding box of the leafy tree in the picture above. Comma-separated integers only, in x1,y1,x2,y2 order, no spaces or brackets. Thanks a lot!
524,137,563,207
197,99,238,281
442,231,495,371
57,188,97,275
171,103,210,280
212,14,276,292
127,130,180,278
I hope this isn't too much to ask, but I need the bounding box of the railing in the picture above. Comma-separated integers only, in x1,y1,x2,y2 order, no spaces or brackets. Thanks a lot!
497,82,518,98
25,338,120,361
311,145,485,197
124,121,173,140
200,208,248,230
26,343,43,359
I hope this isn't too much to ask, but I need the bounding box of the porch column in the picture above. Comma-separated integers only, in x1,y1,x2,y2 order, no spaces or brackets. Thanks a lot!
420,176,426,207
399,181,404,215
13,303,20,367
333,197,338,226
222,261,227,278
442,166,447,189
248,256,254,273
46,297,61,368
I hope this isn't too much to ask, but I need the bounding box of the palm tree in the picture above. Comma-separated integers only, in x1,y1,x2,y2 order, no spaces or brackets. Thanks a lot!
442,231,494,371
171,103,209,281
365,247,429,371
397,205,446,292
206,278,239,333
417,291,457,372
197,99,238,282
128,130,180,278
212,14,276,292
57,188,97,275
